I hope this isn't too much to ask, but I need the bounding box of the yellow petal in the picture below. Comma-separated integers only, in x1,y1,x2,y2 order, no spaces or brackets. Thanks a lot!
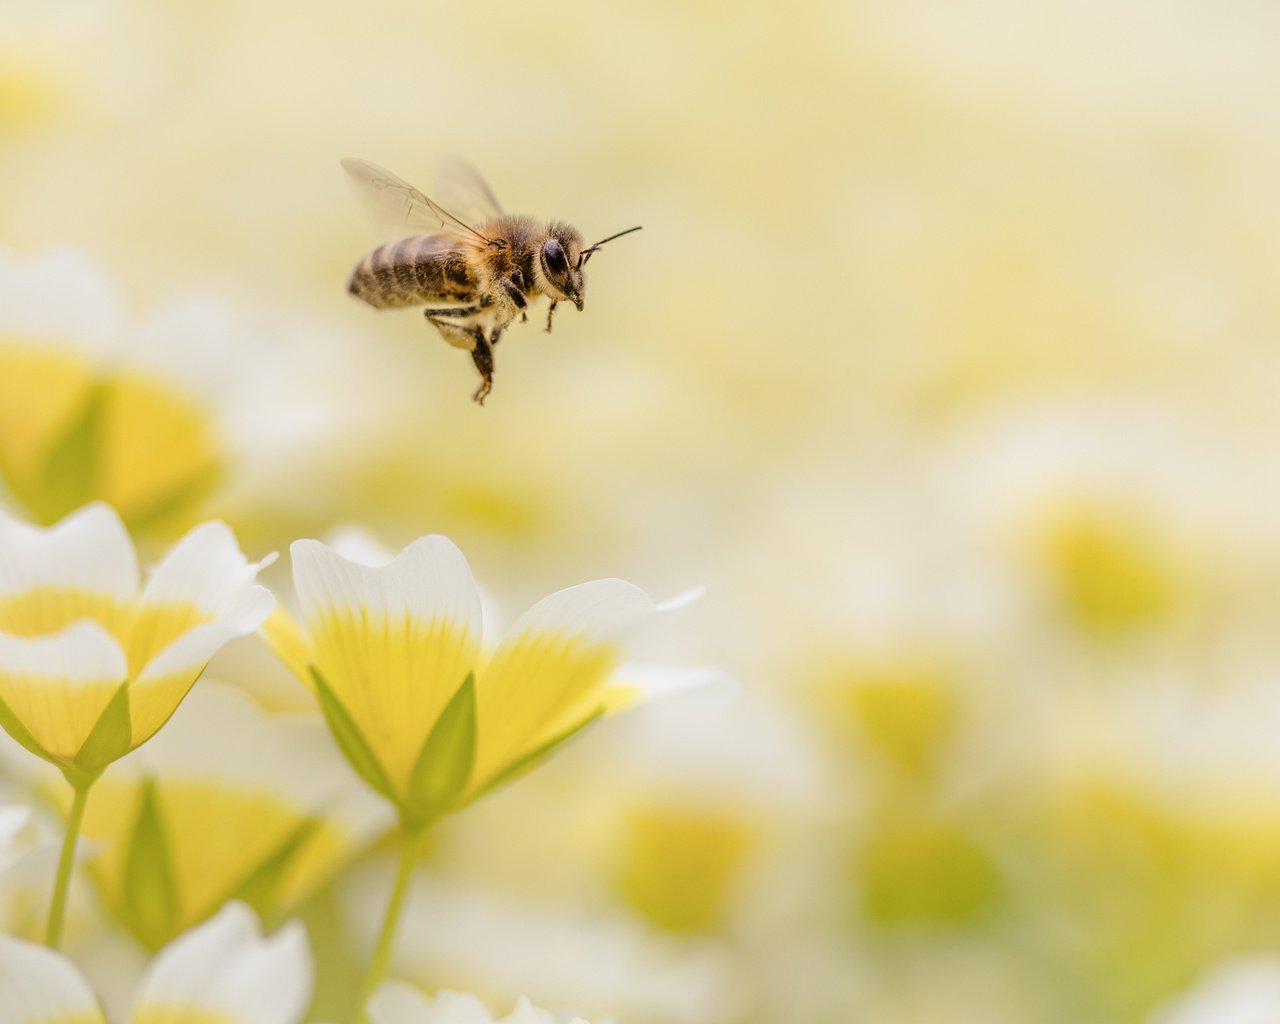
259,606,315,691
0,503,138,642
472,628,614,788
0,621,127,763
291,537,482,801
96,372,222,533
0,342,95,502
472,579,659,789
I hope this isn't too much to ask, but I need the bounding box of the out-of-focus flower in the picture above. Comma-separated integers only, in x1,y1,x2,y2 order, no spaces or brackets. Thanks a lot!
346,870,738,1024
0,900,312,1024
56,680,391,949
1149,957,1280,1024
0,803,55,938
265,534,698,829
369,985,591,1024
0,245,359,540
0,245,214,533
0,502,273,781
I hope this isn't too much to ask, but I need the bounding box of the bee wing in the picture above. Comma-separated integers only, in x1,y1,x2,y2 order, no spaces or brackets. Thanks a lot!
432,156,505,227
341,157,495,245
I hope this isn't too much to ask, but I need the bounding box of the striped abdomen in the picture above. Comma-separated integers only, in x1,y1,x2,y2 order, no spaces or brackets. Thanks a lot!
347,235,478,308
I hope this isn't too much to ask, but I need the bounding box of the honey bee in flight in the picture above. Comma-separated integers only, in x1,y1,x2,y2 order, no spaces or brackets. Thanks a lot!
343,157,641,404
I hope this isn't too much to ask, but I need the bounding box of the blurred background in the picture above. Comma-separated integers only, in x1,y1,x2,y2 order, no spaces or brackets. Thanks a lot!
3,1,1280,1021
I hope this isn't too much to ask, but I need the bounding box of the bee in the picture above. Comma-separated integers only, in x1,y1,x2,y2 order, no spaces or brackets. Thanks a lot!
343,157,641,404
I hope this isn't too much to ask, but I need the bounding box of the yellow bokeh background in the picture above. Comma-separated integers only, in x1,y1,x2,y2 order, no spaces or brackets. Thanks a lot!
4,1,1280,1022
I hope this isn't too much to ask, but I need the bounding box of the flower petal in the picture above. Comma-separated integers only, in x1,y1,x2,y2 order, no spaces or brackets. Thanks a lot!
129,902,312,1024
0,621,127,763
259,606,315,690
0,244,124,354
127,585,274,749
291,536,482,799
472,579,660,787
367,986,552,1024
96,681,391,934
0,933,105,1024
0,503,138,638
139,521,273,616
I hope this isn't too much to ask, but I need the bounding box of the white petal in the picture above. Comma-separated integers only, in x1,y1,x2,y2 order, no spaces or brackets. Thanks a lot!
1151,956,1280,1024
506,997,556,1024
502,579,659,648
609,665,739,705
0,933,105,1024
292,535,481,640
128,586,275,743
135,585,275,685
0,245,124,355
0,503,138,602
367,982,442,1024
130,902,312,1024
368,985,504,1024
0,621,128,746
655,586,704,613
140,521,274,616
0,805,30,852
123,300,248,405
436,992,506,1024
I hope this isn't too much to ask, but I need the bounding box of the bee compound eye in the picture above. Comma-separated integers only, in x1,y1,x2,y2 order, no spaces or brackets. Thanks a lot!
541,239,568,277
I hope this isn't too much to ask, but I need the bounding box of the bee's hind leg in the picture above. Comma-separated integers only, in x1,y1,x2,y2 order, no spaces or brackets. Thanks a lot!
423,312,494,405
469,329,494,405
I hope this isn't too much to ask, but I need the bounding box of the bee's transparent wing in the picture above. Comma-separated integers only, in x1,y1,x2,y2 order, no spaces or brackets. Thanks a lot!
432,156,505,227
341,158,494,245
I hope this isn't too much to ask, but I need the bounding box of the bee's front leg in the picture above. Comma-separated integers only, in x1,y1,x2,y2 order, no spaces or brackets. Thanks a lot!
498,277,528,311
545,300,558,334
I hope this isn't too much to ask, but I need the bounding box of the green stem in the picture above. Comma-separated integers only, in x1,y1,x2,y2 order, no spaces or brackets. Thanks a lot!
46,778,93,948
355,826,427,1021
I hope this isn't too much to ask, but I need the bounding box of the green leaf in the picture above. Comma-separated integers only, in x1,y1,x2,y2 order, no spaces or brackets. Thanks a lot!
0,688,54,765
309,666,396,803
33,382,106,525
405,672,477,828
223,818,321,920
123,779,178,950
73,681,132,774
472,706,605,804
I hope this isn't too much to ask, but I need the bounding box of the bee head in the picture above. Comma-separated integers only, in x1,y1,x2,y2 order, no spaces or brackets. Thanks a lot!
538,224,587,311
537,223,642,312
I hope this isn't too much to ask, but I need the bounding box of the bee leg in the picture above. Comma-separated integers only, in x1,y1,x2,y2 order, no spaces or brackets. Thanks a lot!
520,312,528,324
498,277,528,311
424,305,481,320
545,300,558,333
469,329,495,405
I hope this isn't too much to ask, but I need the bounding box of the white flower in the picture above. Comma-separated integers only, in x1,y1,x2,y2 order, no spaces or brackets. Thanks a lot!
346,873,736,1024
0,502,274,778
264,533,705,826
0,901,311,1024
0,244,358,536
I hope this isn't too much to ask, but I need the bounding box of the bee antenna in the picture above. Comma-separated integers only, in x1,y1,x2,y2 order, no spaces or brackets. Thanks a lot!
581,225,643,264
